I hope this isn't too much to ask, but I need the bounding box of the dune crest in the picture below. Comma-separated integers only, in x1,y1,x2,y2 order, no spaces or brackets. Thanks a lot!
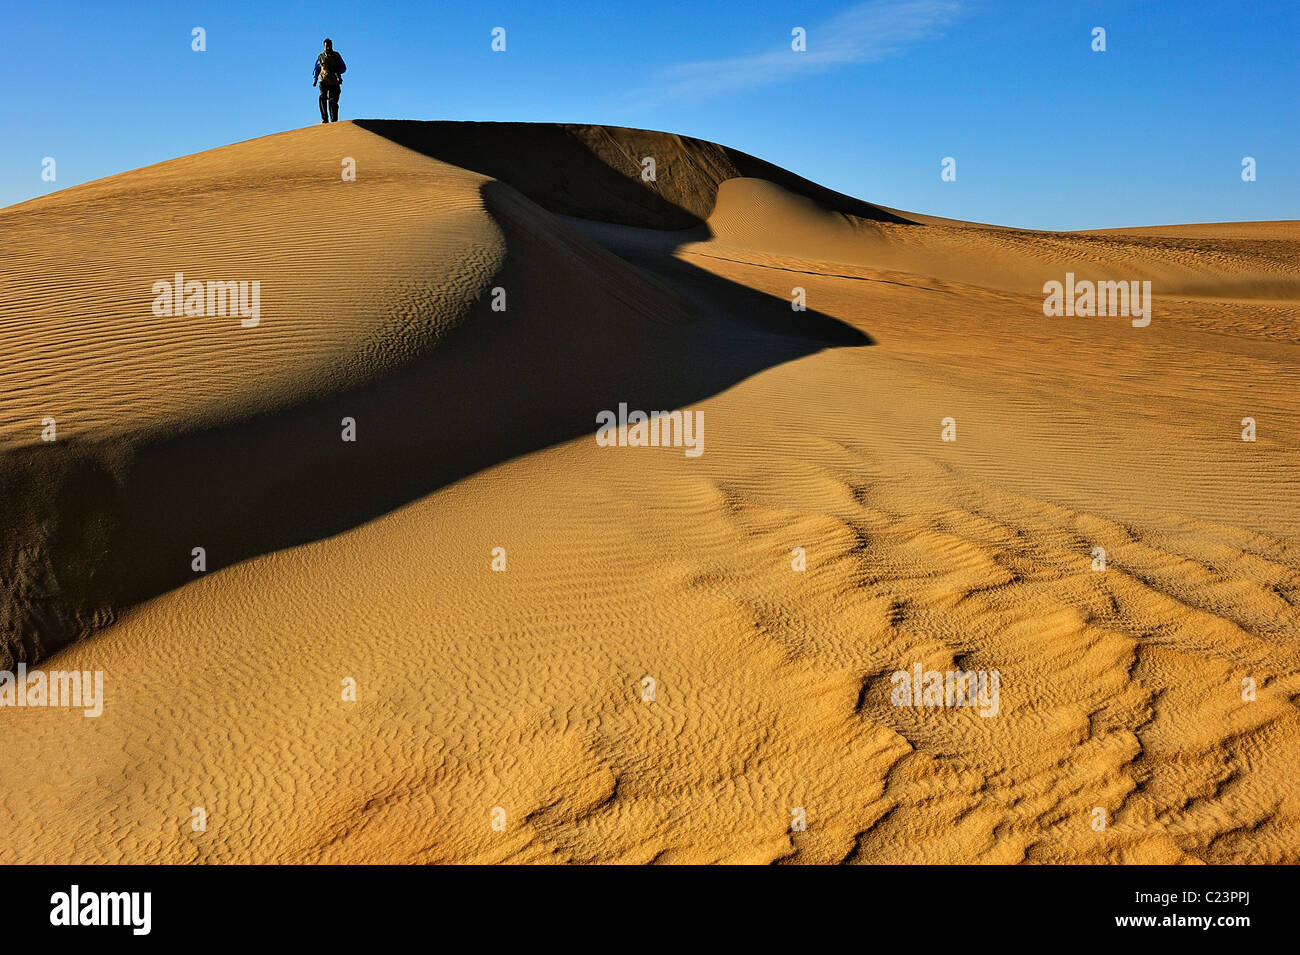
1,121,1297,864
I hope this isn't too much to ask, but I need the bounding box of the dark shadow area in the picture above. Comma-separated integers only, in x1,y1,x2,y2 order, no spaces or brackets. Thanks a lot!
2,175,874,668
355,119,916,229
0,442,123,665
561,215,874,346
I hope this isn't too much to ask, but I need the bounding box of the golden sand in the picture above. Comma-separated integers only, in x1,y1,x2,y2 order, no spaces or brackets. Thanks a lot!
1,122,1296,863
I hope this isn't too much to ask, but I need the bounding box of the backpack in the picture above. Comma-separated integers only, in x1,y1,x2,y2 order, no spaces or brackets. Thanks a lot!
318,51,343,86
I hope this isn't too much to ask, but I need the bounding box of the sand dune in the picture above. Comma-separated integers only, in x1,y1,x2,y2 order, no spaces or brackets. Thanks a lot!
1,121,1296,863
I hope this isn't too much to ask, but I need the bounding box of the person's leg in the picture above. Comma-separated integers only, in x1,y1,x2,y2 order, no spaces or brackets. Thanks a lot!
319,86,329,122
329,86,340,122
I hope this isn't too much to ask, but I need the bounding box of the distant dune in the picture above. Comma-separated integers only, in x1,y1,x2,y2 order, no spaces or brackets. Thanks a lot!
1,121,1297,863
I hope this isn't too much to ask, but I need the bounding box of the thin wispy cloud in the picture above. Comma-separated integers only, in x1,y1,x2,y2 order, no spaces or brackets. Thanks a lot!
637,0,961,106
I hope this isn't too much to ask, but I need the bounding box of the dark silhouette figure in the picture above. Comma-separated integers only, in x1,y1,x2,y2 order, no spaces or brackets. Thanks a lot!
312,38,346,123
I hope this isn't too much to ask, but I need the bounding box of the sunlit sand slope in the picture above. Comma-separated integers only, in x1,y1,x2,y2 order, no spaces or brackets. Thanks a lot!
0,121,1296,864
0,123,506,444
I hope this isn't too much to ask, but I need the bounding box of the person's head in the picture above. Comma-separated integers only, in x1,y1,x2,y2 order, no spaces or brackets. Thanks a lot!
323,38,332,51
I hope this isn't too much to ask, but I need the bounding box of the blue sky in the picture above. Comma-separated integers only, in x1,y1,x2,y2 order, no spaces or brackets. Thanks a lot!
6,0,1298,229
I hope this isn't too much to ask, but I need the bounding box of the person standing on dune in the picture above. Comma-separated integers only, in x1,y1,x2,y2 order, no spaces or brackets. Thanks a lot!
312,38,347,123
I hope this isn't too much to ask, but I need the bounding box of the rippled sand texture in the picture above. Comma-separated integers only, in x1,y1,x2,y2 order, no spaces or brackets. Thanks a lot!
1,122,1297,863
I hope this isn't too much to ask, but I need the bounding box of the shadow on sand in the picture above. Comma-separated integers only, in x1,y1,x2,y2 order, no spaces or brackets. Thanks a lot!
2,172,873,667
